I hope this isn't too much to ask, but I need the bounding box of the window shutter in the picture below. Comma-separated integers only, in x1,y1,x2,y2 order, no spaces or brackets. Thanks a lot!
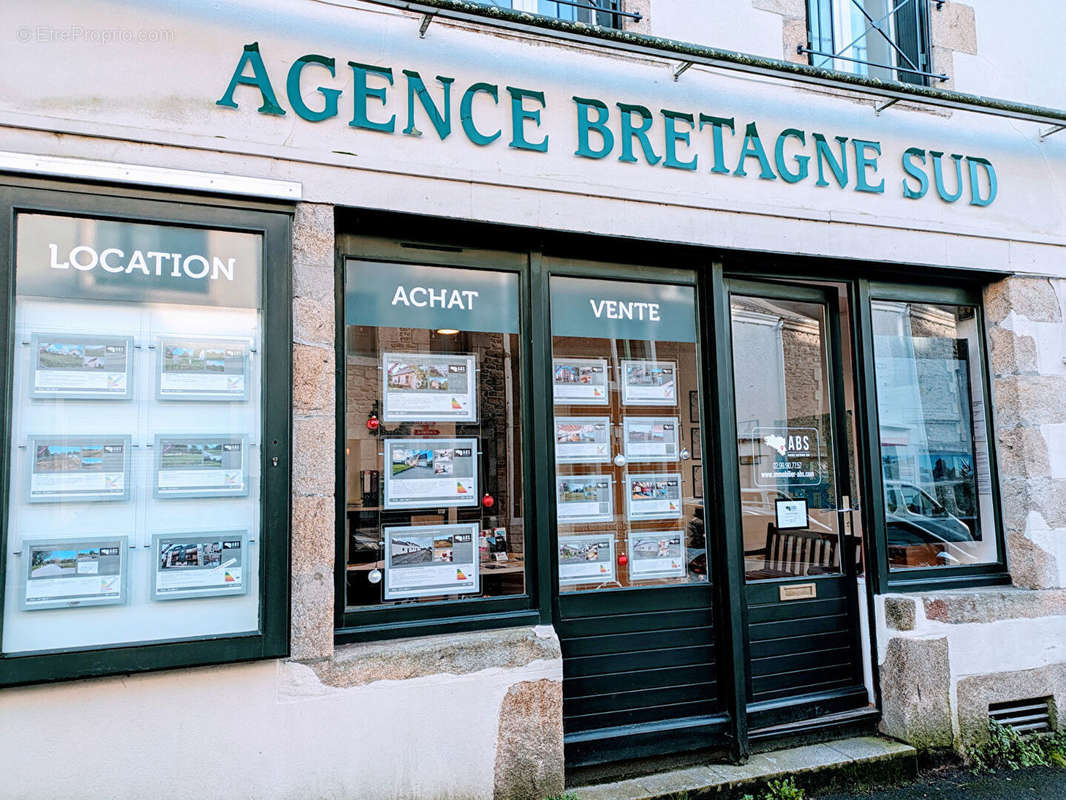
893,0,928,85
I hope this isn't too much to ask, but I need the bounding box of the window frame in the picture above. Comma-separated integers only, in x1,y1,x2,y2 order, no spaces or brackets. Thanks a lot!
805,0,935,86
333,236,543,643
857,279,1010,594
0,178,293,688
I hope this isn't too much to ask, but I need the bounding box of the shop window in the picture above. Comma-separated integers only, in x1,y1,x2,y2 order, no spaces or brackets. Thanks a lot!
805,0,934,85
870,299,999,571
0,186,291,686
548,276,708,592
342,259,527,622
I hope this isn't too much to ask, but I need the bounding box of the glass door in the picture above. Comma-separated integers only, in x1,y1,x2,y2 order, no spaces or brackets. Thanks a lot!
546,266,723,766
726,279,868,729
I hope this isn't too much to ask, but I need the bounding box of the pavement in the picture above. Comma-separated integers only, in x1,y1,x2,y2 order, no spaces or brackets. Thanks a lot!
815,766,1066,799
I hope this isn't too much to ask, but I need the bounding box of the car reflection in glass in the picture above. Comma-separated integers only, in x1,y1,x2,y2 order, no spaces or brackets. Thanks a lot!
884,480,973,565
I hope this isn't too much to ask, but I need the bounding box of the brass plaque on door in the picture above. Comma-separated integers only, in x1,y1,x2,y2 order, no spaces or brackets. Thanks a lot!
779,583,817,601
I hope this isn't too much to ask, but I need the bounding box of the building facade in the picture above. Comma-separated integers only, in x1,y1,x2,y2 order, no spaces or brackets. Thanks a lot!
1,1,1065,797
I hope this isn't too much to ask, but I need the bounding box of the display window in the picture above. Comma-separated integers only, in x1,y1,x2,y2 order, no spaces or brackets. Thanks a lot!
342,259,528,617
548,275,708,592
870,298,999,570
0,185,291,686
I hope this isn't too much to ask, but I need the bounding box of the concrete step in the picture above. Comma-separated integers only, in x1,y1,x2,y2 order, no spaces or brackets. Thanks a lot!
571,736,917,800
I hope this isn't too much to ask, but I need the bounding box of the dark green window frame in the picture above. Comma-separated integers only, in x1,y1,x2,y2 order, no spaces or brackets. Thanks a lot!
0,178,292,687
856,279,1010,593
333,235,544,643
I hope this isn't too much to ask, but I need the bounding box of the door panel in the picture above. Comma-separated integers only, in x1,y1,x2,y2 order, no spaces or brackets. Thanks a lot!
547,269,722,765
727,279,867,728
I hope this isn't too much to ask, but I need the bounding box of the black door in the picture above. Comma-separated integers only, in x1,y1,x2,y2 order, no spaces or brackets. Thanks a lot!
725,279,868,730
543,263,726,767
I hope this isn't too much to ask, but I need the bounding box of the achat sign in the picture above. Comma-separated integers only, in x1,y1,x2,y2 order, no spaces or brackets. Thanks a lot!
217,42,998,206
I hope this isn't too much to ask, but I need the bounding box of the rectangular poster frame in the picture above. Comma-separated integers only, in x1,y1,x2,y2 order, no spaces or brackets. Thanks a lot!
20,535,128,611
156,336,251,402
27,434,132,504
625,472,684,521
29,332,134,400
153,434,250,499
552,357,609,406
554,416,612,464
555,474,614,524
558,533,616,586
620,359,678,407
622,416,680,463
151,531,249,601
381,352,478,423
383,522,480,600
383,437,479,510
627,530,687,581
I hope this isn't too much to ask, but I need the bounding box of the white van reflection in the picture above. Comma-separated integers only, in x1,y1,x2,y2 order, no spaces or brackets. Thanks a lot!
884,480,973,565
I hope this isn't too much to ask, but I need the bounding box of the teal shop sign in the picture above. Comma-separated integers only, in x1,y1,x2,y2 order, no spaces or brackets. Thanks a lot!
347,260,519,334
217,42,999,207
550,276,697,342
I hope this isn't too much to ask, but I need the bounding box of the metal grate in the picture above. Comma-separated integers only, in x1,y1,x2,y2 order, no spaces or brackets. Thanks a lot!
989,697,1053,735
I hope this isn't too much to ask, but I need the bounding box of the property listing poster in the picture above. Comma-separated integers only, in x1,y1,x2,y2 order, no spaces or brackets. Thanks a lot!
552,358,609,405
22,537,126,610
627,532,686,580
555,475,613,523
625,473,683,520
384,523,479,599
622,417,680,462
384,438,478,509
381,352,478,422
157,337,249,400
621,360,677,406
30,333,132,399
752,427,821,487
155,435,248,498
153,533,247,599
558,534,615,586
28,435,130,503
555,416,611,464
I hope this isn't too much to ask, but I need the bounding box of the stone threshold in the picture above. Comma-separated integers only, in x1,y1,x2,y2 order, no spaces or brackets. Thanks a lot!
572,736,917,800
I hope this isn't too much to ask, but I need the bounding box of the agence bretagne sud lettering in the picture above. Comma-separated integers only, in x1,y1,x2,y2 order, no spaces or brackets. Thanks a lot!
217,43,999,207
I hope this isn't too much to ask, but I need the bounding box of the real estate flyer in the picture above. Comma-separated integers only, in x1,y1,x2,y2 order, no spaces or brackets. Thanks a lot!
22,537,127,610
381,352,478,422
628,532,686,580
28,435,131,503
622,417,680,462
552,358,609,405
625,473,683,520
384,438,479,509
158,337,249,401
558,534,615,586
555,475,613,523
752,426,821,488
620,360,677,406
384,523,479,599
152,532,247,600
155,435,248,498
554,416,611,464
30,333,133,399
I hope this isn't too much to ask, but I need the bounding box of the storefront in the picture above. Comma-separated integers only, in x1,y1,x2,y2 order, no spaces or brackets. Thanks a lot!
1,1,1065,798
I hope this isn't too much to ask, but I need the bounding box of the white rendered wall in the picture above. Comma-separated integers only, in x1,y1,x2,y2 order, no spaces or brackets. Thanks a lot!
0,653,561,800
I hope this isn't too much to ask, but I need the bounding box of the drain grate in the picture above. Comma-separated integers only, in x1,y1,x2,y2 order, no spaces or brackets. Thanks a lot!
989,697,1053,735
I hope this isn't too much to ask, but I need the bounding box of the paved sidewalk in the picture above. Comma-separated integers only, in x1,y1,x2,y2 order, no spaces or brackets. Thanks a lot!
815,766,1066,799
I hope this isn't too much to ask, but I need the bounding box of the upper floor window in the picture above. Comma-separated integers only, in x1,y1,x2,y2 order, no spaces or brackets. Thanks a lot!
481,0,630,28
805,0,938,85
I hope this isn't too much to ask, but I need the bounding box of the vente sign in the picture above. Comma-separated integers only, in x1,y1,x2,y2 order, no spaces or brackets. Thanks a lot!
217,42,998,206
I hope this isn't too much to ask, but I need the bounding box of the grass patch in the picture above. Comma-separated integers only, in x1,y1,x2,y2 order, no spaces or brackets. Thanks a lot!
966,720,1066,773
742,776,806,800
